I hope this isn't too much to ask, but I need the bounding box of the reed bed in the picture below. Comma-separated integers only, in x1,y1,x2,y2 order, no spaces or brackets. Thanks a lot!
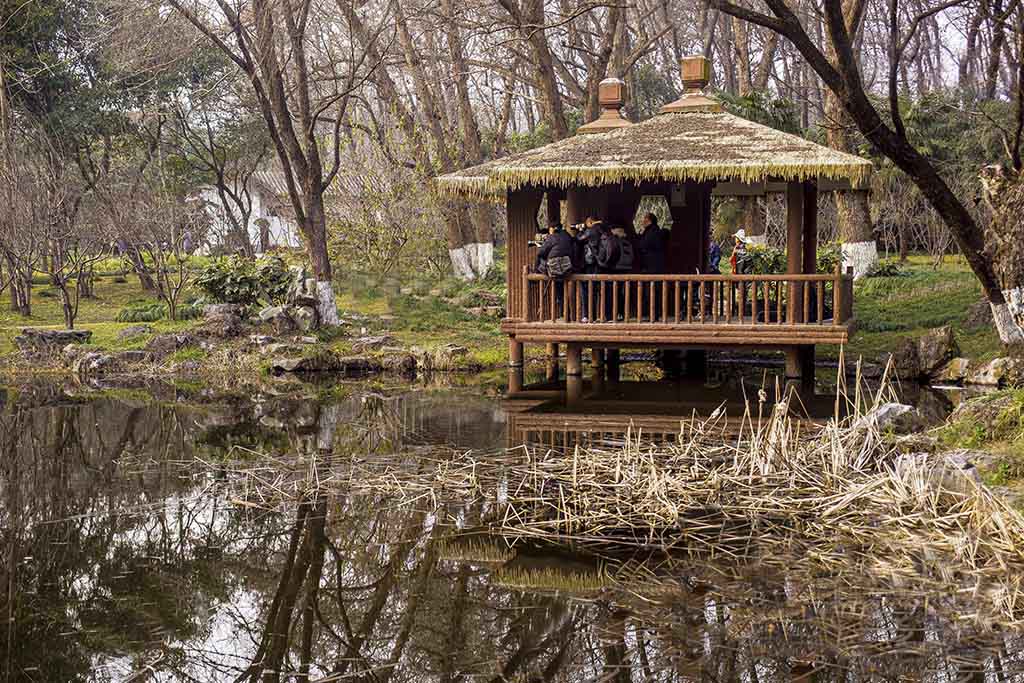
215,361,1024,630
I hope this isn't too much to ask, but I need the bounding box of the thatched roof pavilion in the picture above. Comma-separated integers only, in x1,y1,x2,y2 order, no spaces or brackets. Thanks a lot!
437,60,870,200
437,57,866,386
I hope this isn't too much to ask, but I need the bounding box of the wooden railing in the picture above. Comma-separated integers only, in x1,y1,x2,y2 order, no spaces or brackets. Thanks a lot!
521,266,854,326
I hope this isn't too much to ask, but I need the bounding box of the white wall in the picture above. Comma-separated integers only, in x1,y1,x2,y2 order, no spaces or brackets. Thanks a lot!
199,187,302,254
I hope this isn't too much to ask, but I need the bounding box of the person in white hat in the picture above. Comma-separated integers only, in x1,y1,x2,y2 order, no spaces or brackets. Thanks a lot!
730,229,752,274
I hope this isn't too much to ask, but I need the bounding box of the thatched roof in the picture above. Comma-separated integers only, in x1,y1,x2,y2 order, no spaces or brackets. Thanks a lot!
437,108,872,199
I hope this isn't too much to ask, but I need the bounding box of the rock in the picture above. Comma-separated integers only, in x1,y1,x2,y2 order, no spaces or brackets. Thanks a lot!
286,265,319,307
857,402,925,434
292,305,318,332
176,359,202,373
117,324,154,342
72,351,113,376
263,342,306,356
895,451,982,495
411,343,472,371
145,333,197,358
965,299,994,329
381,352,417,374
203,303,243,319
114,350,154,364
337,356,383,376
918,325,959,376
259,305,296,335
933,357,971,384
299,336,319,344
942,449,987,483
966,357,1024,387
271,354,333,373
351,334,396,353
198,311,243,338
14,328,92,356
250,334,277,347
887,338,921,379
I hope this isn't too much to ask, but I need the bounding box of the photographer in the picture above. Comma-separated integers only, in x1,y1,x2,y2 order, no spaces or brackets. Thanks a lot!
535,221,574,320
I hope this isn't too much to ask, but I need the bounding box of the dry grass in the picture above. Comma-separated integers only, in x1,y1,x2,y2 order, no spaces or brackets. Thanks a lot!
212,356,1024,632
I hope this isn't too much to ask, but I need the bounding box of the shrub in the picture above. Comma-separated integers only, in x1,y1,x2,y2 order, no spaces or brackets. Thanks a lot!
865,260,907,278
194,255,291,307
117,302,166,322
816,243,842,274
738,245,786,274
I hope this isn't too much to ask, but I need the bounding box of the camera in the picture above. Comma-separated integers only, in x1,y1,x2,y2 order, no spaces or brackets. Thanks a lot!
527,240,543,248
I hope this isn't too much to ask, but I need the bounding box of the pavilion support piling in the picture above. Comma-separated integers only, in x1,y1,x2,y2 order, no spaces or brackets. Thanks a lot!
566,343,583,377
591,348,605,369
785,345,815,385
566,374,584,408
507,367,524,394
606,349,621,382
787,182,804,323
509,339,523,367
546,343,560,382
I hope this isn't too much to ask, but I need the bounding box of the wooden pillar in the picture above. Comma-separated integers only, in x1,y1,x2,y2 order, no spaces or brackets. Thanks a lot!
566,343,583,376
591,348,605,368
802,182,818,276
606,349,621,382
507,367,524,394
546,342,560,382
566,374,584,408
509,338,523,367
786,181,804,324
785,346,815,385
507,189,544,322
665,182,712,275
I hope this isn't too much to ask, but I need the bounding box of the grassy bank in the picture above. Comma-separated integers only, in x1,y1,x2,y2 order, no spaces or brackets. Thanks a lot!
937,389,1024,494
0,254,1004,372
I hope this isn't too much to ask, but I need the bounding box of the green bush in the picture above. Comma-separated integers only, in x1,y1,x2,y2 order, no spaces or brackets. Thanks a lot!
117,302,166,322
816,243,842,274
738,245,786,274
865,260,907,278
194,255,291,307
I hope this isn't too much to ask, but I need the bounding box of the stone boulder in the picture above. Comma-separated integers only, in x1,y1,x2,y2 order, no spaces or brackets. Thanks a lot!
114,350,154,365
887,338,921,380
270,351,383,375
895,451,982,496
381,351,417,374
286,266,320,307
856,402,926,434
933,357,971,384
966,357,1024,387
117,324,155,342
259,305,297,335
203,303,243,319
145,332,198,358
351,334,397,353
14,328,92,356
918,325,959,377
292,305,318,332
71,351,114,377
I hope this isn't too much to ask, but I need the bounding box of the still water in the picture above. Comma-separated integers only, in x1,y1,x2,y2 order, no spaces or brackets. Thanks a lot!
1,369,1021,682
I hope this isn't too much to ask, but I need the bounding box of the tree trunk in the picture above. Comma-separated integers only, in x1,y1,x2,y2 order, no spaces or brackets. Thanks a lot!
981,167,1024,344
305,199,340,326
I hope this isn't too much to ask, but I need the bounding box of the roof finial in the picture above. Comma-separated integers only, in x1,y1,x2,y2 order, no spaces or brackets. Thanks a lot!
681,55,711,93
577,77,634,135
658,56,723,114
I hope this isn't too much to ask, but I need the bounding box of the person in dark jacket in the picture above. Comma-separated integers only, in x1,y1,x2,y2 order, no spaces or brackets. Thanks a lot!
536,222,574,318
637,213,667,319
637,213,667,274
576,217,604,321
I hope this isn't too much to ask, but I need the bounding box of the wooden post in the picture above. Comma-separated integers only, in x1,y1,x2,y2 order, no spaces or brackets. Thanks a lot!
507,189,544,323
785,345,815,385
606,348,621,382
546,342,560,381
508,339,523,367
566,374,584,408
566,343,583,376
507,367,524,394
786,181,804,324
565,188,585,227
591,348,605,368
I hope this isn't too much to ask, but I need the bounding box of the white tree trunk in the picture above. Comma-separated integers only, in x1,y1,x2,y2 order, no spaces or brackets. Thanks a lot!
993,286,1024,345
316,280,340,326
449,242,494,280
841,240,878,279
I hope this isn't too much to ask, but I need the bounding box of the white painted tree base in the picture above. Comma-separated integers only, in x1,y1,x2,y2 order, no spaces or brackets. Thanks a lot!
450,242,494,281
841,240,878,280
992,286,1024,345
316,280,341,326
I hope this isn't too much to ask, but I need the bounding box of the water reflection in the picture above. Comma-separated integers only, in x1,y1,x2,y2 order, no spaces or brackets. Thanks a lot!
0,377,1019,681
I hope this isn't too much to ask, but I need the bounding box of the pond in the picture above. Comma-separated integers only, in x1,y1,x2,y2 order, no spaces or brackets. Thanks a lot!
1,369,1020,682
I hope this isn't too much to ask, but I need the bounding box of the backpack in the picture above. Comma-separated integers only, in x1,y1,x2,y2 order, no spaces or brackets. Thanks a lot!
583,237,597,266
546,255,573,279
597,233,620,269
615,236,635,271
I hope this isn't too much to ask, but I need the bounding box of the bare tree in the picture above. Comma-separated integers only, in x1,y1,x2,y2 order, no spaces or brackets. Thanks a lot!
157,0,387,325
708,0,1024,345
